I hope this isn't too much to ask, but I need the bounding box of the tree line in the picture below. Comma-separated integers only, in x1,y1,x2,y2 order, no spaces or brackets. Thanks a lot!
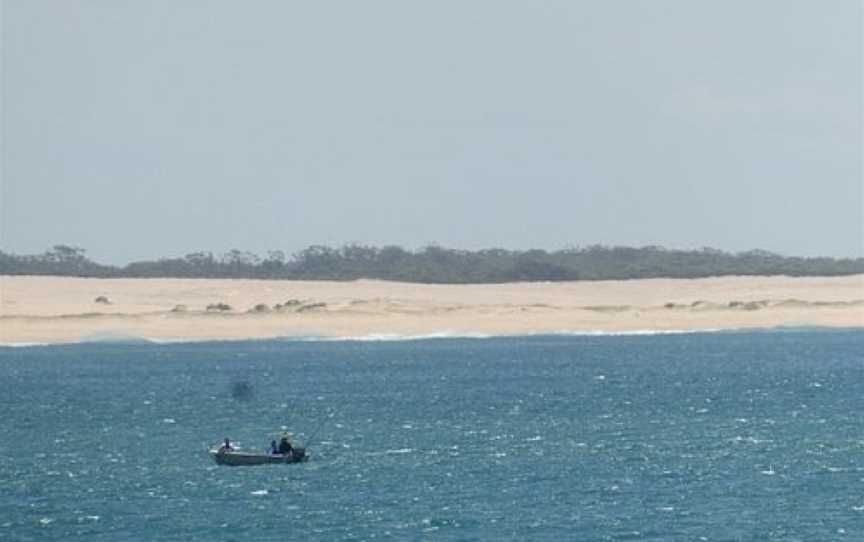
1,244,862,283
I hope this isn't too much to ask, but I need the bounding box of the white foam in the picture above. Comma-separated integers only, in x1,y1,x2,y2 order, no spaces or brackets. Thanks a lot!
316,331,494,342
77,333,155,344
0,325,857,348
545,328,726,337
302,328,726,342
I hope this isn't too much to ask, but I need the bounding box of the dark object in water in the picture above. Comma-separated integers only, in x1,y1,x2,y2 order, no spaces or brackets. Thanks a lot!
230,380,254,401
210,447,308,466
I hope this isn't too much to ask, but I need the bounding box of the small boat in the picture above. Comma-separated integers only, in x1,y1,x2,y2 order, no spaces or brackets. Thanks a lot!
210,447,308,466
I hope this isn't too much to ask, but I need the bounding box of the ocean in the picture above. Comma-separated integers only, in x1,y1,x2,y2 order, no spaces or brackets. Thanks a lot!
1,329,863,541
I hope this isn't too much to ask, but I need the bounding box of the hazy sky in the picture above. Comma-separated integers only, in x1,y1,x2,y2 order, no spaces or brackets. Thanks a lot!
1,1,861,263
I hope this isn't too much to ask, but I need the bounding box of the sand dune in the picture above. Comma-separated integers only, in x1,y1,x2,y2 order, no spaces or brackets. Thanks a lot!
1,275,862,344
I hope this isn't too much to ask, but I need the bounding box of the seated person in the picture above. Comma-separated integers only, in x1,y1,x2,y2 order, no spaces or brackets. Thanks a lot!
269,440,279,454
218,438,233,453
278,436,293,455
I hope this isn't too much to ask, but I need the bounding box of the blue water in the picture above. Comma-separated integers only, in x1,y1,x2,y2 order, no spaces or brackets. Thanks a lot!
1,330,863,541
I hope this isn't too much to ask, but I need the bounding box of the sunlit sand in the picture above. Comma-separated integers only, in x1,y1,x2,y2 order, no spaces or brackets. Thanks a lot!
1,275,861,344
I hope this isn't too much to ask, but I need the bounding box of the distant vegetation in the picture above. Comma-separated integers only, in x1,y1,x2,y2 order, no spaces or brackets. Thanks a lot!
1,244,862,283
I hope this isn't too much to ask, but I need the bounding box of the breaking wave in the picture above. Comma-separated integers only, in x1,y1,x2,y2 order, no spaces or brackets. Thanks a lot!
3,326,853,349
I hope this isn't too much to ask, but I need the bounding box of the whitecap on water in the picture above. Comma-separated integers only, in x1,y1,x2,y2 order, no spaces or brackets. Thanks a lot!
250,490,268,496
162,418,175,424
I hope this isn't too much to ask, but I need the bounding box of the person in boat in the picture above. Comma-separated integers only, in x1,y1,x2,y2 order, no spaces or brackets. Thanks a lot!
278,435,293,455
269,440,279,454
218,438,233,453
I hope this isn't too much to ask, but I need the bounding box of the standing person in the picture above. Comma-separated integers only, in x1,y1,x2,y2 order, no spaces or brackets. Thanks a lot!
219,438,233,453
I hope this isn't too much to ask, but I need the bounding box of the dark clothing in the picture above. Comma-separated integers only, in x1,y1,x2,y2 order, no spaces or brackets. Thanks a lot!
278,438,292,455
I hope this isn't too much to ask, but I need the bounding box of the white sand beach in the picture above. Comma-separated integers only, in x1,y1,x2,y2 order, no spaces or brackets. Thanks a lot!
1,275,862,344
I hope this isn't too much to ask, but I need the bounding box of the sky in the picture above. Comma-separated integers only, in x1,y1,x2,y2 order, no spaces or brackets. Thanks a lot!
1,0,861,264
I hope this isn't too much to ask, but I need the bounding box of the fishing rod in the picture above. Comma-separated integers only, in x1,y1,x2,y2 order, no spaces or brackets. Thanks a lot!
302,409,335,449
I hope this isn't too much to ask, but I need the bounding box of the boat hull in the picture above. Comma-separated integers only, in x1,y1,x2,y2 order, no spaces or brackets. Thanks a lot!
210,448,308,466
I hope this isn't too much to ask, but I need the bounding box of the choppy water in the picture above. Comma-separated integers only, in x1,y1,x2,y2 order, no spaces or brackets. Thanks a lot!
1,330,863,541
